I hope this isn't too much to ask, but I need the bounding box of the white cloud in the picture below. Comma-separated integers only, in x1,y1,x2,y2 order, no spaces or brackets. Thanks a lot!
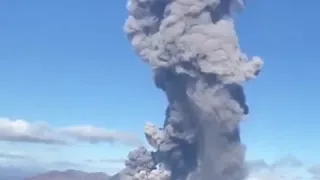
0,118,66,145
0,118,141,146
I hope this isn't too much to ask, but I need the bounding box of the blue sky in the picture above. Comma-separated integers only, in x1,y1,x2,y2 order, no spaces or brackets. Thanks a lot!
0,0,319,176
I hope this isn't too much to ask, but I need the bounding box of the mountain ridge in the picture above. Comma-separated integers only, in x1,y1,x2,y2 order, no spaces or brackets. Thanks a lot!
26,169,111,180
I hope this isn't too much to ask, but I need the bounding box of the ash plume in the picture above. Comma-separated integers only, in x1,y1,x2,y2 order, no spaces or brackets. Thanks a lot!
122,0,263,180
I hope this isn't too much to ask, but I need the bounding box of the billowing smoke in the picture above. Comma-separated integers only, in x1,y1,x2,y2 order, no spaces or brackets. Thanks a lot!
122,0,263,180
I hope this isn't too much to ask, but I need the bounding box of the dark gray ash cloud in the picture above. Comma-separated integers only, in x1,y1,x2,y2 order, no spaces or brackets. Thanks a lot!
122,0,263,180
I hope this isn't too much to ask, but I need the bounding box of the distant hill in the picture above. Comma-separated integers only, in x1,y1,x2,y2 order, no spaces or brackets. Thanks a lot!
26,169,110,180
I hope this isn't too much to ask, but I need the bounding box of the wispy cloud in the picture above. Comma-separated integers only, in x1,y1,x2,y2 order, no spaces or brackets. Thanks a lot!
59,125,142,146
0,118,141,146
246,159,270,172
0,152,27,160
308,164,320,178
99,158,125,163
85,158,125,164
270,154,303,169
45,146,61,152
84,159,96,163
247,155,316,180
51,161,83,168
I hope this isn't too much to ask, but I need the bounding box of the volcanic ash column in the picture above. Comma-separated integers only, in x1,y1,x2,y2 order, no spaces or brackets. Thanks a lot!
123,0,263,180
